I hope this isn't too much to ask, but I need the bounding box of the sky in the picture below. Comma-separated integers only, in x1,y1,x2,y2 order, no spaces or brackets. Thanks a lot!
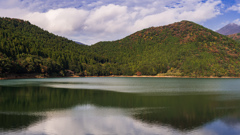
0,0,240,45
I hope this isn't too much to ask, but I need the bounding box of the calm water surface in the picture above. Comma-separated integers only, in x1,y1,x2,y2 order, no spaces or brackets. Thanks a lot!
0,77,240,135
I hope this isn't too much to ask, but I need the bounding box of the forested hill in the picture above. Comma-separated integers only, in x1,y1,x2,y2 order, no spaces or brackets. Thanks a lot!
228,33,240,42
0,17,108,77
91,21,240,77
1,18,240,78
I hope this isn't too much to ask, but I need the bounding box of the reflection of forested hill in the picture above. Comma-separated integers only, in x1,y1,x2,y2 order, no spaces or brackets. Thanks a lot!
0,85,240,131
0,113,42,131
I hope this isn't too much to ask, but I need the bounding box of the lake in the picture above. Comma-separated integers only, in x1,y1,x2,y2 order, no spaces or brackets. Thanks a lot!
0,77,240,135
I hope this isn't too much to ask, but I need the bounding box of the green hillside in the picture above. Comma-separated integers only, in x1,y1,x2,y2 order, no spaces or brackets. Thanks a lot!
91,21,240,77
0,17,108,77
1,17,240,78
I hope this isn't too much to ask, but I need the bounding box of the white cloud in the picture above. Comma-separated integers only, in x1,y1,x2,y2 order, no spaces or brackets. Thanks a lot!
233,19,240,25
25,8,89,34
178,0,221,22
132,0,221,32
227,4,240,13
0,0,223,45
84,4,129,33
227,4,240,26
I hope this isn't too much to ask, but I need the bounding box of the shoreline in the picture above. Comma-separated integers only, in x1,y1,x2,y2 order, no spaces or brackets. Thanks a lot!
1,74,240,80
0,74,81,80
95,75,240,79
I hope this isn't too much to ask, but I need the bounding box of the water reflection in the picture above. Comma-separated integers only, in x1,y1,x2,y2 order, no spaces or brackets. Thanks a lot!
2,105,240,135
0,113,42,132
2,77,240,93
0,78,240,134
204,117,240,135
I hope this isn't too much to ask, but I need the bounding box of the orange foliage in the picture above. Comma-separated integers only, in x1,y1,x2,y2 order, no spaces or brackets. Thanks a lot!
136,71,142,76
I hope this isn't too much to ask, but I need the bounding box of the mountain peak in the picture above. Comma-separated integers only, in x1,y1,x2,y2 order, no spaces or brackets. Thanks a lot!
229,22,237,25
216,23,240,35
126,20,216,45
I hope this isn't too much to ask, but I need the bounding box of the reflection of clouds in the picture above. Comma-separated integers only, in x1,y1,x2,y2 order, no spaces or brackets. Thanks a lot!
203,119,240,135
0,105,190,135
38,106,178,135
2,105,240,135
222,116,240,126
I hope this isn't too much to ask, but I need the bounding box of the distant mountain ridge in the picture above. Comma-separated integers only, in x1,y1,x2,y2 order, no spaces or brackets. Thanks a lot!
216,23,240,35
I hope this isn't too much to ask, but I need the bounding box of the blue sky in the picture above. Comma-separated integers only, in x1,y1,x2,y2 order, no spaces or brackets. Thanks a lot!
0,0,240,45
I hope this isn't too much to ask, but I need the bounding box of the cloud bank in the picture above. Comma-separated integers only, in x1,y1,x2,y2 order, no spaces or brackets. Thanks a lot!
0,0,222,45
